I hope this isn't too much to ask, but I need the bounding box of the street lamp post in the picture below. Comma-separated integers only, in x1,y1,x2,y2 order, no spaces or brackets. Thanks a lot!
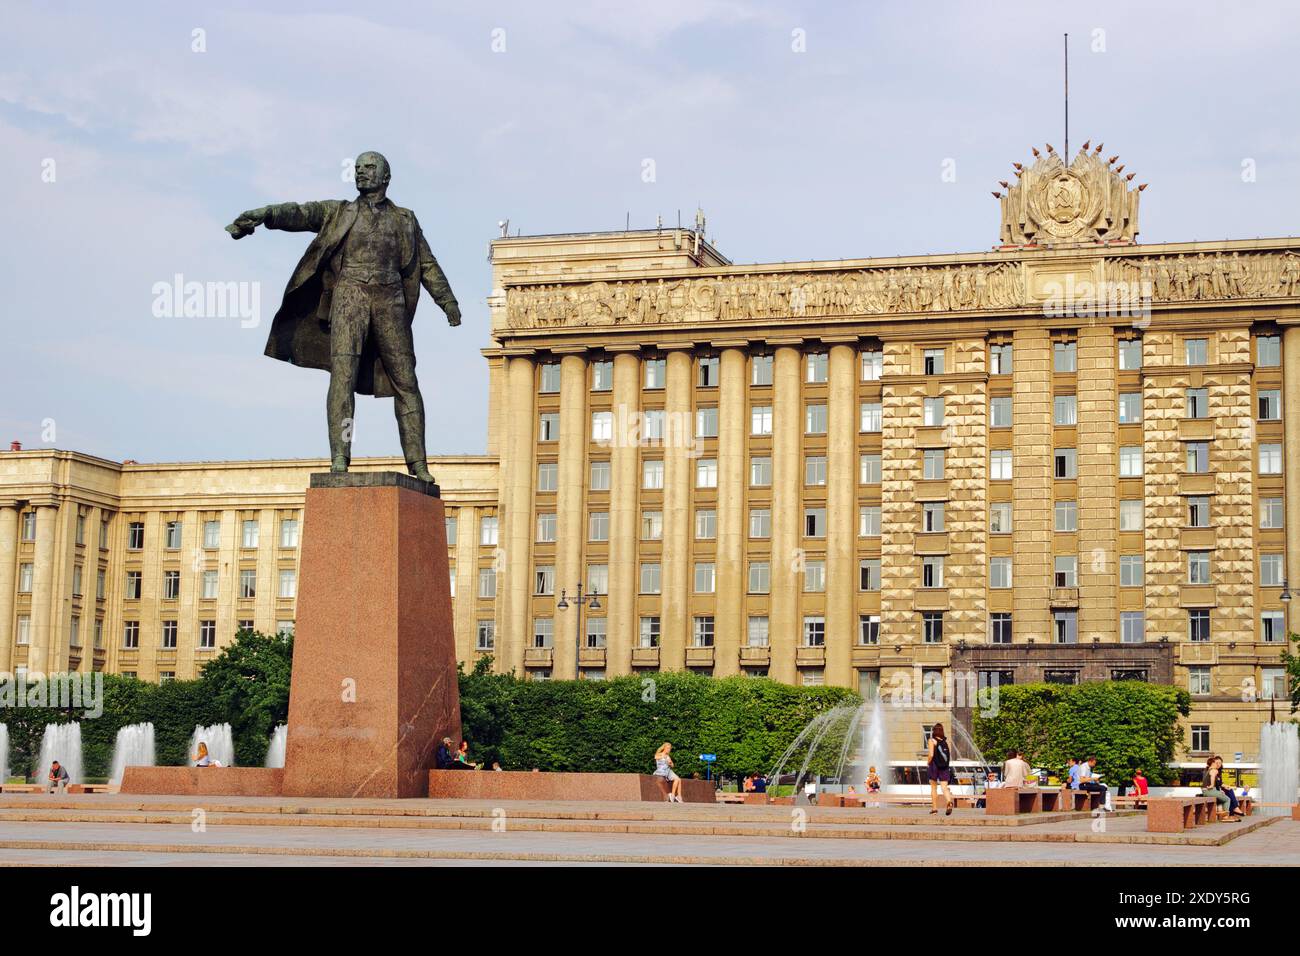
557,583,600,681
1281,578,1291,636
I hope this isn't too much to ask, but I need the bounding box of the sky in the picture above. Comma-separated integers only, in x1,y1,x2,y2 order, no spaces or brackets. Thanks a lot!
3,0,1298,463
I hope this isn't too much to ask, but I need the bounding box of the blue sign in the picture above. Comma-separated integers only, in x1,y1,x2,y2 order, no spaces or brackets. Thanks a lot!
699,754,717,762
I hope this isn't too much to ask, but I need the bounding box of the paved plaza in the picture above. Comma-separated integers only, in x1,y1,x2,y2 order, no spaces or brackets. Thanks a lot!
0,794,1293,866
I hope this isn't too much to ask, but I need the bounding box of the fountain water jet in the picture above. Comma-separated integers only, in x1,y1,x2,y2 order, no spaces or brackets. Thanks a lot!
109,723,156,784
0,723,8,782
36,722,82,786
265,724,288,768
1258,721,1299,817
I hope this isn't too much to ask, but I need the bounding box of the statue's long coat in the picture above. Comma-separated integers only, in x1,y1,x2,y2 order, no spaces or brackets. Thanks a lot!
260,199,458,397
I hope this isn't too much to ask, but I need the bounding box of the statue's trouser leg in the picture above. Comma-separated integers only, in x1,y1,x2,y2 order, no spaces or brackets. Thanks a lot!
327,280,371,469
370,290,430,480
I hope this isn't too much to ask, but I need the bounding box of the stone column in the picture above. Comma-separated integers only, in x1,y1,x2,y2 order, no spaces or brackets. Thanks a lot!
1284,326,1300,618
769,346,802,683
501,354,537,676
453,505,479,664
1077,326,1118,641
606,351,640,675
826,344,856,687
29,505,58,675
660,349,693,671
0,505,18,674
554,353,588,679
714,347,746,677
1011,329,1052,642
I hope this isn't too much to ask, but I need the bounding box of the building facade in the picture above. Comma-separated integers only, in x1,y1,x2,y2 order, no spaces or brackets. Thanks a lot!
4,146,1299,759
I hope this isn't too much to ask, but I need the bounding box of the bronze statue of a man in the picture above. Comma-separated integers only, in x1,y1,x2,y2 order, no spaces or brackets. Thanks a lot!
226,151,460,482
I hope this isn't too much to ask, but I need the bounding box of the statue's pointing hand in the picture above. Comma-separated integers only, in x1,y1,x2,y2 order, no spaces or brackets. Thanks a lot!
225,207,269,240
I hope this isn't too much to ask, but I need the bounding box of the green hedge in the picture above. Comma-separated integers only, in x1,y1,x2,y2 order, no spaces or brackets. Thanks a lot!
972,681,1191,785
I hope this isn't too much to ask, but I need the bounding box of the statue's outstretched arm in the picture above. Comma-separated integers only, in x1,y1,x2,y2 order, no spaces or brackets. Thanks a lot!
226,201,333,239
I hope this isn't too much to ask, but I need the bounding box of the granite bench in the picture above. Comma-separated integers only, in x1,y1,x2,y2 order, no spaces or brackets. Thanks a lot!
1145,796,1218,832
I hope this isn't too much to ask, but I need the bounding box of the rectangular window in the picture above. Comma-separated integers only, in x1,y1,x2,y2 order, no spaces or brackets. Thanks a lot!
1191,725,1210,753
923,448,945,481
538,363,561,392
644,358,666,389
1120,554,1144,587
96,569,105,600
1189,665,1211,696
534,565,555,596
990,502,1012,533
641,458,665,490
859,615,881,646
16,615,30,645
278,518,299,549
239,568,257,599
1119,499,1143,531
477,566,497,599
1261,554,1284,587
589,511,610,542
806,353,828,383
1054,340,1077,373
639,616,661,648
695,406,718,439
479,516,499,546
639,510,664,541
990,396,1012,428
642,409,665,441
1119,446,1143,478
748,561,770,594
590,410,615,443
1118,392,1142,424
585,617,607,649
99,518,109,549
1054,500,1077,532
804,403,827,434
751,355,773,386
922,501,944,533
694,509,716,540
922,556,944,589
803,560,826,592
277,570,296,600
124,570,141,600
749,508,771,538
923,349,945,375
241,519,259,549
202,569,219,599
1185,388,1208,420
1262,667,1287,700
990,343,1013,375
162,620,178,650
163,570,180,600
128,521,144,550
1262,611,1286,643
1054,556,1078,588
1054,448,1077,479
1185,442,1209,473
805,456,827,486
538,413,560,441
923,397,944,427
859,559,881,592
1187,496,1211,528
922,612,944,644
696,457,718,488
639,563,661,594
1184,338,1208,366
122,620,140,649
1257,335,1281,367
164,520,182,550
1187,551,1211,584
1188,609,1211,643
861,349,883,381
990,450,1013,481
584,459,610,491
1261,497,1284,529
1259,443,1283,475
591,360,613,391
1258,389,1281,421
698,356,719,387
476,621,495,651
1118,338,1142,370
536,513,557,543
1053,610,1078,644
532,618,554,648
751,405,772,435
1053,395,1077,426
860,402,882,433
693,616,715,648
989,613,1012,645
1121,611,1145,644
802,616,826,647
537,462,558,492
990,557,1012,589
18,563,33,593
858,506,881,537
860,454,881,484
804,507,826,538
750,456,772,487
199,620,216,650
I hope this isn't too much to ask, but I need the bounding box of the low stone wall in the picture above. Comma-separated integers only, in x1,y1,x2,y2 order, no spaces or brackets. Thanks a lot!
428,770,715,803
119,767,284,796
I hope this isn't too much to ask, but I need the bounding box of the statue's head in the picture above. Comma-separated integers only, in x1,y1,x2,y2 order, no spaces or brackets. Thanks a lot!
354,151,391,194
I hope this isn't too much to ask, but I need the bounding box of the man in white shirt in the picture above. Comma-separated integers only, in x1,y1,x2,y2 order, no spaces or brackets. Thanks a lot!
1002,749,1032,788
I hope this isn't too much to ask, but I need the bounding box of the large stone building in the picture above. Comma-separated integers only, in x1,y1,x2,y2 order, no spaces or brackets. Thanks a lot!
3,144,1298,759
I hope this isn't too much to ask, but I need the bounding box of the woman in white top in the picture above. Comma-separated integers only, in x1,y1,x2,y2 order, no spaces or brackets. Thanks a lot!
193,741,223,768
653,742,682,802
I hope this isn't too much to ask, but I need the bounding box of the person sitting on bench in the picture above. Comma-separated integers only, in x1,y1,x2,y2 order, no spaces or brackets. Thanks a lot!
1079,756,1111,812
1201,756,1242,821
47,760,70,794
1130,768,1149,807
1002,749,1031,789
436,736,471,770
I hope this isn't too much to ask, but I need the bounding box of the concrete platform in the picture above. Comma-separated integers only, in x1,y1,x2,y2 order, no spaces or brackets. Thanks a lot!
119,767,284,796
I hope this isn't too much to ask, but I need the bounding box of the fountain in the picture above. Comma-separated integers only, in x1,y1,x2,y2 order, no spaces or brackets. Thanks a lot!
1258,721,1299,817
187,723,235,767
265,724,288,769
109,723,156,784
0,723,8,782
36,722,82,786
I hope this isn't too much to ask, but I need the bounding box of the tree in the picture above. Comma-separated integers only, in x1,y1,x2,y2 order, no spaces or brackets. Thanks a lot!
1283,631,1300,714
973,681,1190,785
197,628,293,766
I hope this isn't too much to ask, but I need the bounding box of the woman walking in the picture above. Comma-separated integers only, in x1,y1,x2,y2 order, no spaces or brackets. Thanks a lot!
927,723,954,816
653,742,683,802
